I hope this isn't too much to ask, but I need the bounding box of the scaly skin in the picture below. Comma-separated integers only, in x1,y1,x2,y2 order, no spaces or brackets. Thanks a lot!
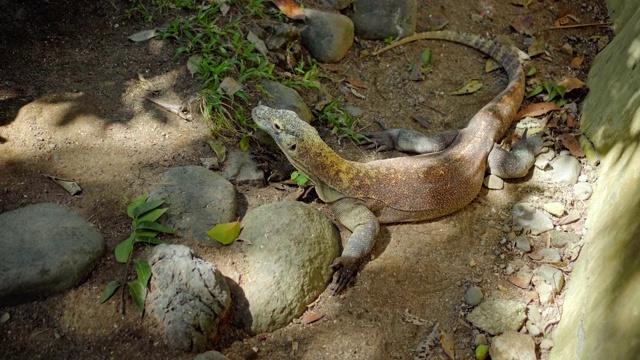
252,31,526,294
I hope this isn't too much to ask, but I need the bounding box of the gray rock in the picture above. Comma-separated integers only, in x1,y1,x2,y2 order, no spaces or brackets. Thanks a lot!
300,9,354,63
573,182,593,201
489,331,536,360
238,202,340,333
525,320,541,336
221,150,265,185
540,338,555,350
537,264,565,293
465,286,484,306
515,236,531,252
512,203,554,235
550,155,582,184
549,230,581,248
348,0,417,40
146,245,231,351
149,166,237,245
543,202,565,217
194,350,230,360
532,276,554,305
535,148,555,169
483,174,504,189
320,0,352,10
508,267,533,289
259,81,312,123
467,299,526,335
0,203,104,306
536,248,562,262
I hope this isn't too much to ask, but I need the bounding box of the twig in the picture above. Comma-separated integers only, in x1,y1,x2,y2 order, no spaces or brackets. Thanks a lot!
106,0,118,11
538,22,612,32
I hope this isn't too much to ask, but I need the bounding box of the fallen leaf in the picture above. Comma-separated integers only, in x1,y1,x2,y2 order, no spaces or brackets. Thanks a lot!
510,15,534,34
128,29,159,42
206,221,242,245
547,115,559,128
554,16,570,27
301,312,324,325
440,332,455,359
558,210,581,225
528,252,544,261
345,78,368,89
566,113,577,127
511,0,532,7
485,58,502,72
44,174,82,195
570,54,585,68
558,77,586,92
528,38,546,57
207,138,226,162
270,0,306,20
449,79,483,95
515,102,561,120
540,54,554,62
344,92,357,104
559,133,585,157
218,77,243,96
412,114,431,128
187,54,203,76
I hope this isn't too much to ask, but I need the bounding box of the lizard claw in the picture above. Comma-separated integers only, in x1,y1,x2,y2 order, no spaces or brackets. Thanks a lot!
329,256,360,295
358,131,395,152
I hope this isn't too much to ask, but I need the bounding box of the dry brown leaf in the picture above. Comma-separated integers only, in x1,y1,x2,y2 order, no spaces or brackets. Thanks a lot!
559,133,585,157
528,38,546,57
540,54,554,62
547,115,558,128
301,312,324,325
344,92,357,104
511,15,534,34
345,78,368,89
558,77,586,92
516,102,561,120
566,113,577,127
440,332,456,359
554,16,570,27
570,54,585,68
270,0,306,20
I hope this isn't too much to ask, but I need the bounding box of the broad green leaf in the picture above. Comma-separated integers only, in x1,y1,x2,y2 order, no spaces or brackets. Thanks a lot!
239,134,251,151
134,208,168,225
100,280,121,303
526,66,537,76
207,138,227,162
127,194,148,218
206,221,241,245
132,200,165,219
543,81,554,94
133,229,160,238
128,280,147,314
526,85,543,98
115,234,135,263
420,48,434,72
555,85,566,98
133,236,166,246
291,171,309,187
136,221,175,234
476,344,490,360
547,88,558,102
556,98,569,106
134,259,153,287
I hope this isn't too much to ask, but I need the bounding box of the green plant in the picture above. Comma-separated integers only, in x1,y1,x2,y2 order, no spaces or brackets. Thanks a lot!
100,195,175,315
527,80,568,106
315,98,367,143
291,170,309,186
283,59,325,90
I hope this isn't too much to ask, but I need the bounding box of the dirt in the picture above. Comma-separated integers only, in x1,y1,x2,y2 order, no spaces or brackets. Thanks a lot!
0,0,610,359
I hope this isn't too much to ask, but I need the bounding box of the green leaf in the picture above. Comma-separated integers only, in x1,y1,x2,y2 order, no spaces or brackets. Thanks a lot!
547,88,558,102
207,138,227,162
526,85,543,98
136,221,175,234
127,194,148,218
555,85,566,98
542,81,554,94
475,344,490,360
291,171,309,187
128,280,147,314
133,229,160,238
526,66,537,76
134,207,168,225
133,236,166,246
206,221,241,245
100,280,121,303
239,134,251,151
133,259,153,287
420,48,434,72
556,98,569,106
132,200,165,219
115,234,135,263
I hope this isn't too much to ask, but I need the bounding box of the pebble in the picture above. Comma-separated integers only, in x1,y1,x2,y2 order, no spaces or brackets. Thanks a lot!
0,312,9,324
508,267,533,289
537,264,565,293
532,276,554,305
300,9,354,63
578,174,588,182
469,259,477,267
573,182,593,200
535,149,555,170
515,236,531,252
474,333,488,346
483,174,504,189
550,155,582,184
465,286,484,306
467,300,526,335
525,320,541,336
549,230,580,247
540,338,555,350
536,248,562,262
543,202,565,217
512,203,554,235
489,331,536,360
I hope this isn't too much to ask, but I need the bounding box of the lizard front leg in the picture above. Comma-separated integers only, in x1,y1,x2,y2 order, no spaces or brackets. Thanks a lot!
361,128,459,154
487,131,544,179
328,198,380,294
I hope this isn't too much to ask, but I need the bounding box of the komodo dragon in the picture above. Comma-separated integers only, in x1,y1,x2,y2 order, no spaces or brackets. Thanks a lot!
252,31,542,294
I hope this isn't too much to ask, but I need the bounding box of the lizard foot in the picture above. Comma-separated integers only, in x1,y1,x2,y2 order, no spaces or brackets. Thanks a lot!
358,131,395,152
329,256,360,295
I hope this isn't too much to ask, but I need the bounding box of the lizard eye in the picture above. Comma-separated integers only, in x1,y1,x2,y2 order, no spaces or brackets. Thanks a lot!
288,143,297,152
272,119,284,132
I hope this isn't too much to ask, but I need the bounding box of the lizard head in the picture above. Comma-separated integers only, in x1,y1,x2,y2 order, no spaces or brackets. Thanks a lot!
252,105,320,159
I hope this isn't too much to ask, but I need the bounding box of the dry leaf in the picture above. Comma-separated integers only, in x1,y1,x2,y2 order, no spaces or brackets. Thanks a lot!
554,16,570,27
566,113,577,127
440,332,456,359
570,54,585,68
511,15,534,34
301,312,324,325
412,114,431,128
345,78,368,89
558,211,580,225
540,54,554,62
528,38,546,57
449,79,483,95
270,0,306,20
516,102,561,120
559,133,585,157
558,77,586,92
344,92,357,104
485,58,502,72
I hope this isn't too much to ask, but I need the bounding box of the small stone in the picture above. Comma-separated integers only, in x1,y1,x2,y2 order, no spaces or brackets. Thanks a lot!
469,259,477,267
0,312,9,324
543,202,565,217
200,157,220,170
535,149,555,170
540,338,555,350
465,286,484,306
508,267,533,289
537,264,565,293
467,300,526,335
489,331,536,360
532,276,554,305
573,182,593,201
525,320,541,336
549,230,581,247
536,248,562,262
474,333,488,346
194,351,230,360
512,203,554,235
515,236,531,252
483,174,504,189
550,155,582,184
578,174,588,182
